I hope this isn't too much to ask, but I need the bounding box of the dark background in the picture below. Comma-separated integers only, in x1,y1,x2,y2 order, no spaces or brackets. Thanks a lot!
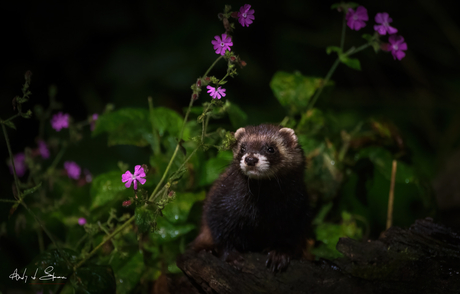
2,0,460,231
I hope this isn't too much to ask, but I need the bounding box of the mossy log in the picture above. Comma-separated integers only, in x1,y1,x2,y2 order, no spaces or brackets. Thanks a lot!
176,218,460,294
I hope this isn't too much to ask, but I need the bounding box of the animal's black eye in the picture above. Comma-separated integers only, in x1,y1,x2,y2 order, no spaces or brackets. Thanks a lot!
267,146,275,153
240,146,246,153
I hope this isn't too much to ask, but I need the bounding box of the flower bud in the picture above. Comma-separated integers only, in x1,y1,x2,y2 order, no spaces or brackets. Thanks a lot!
192,93,198,100
141,164,149,174
196,79,202,88
231,11,238,18
122,200,132,207
218,13,224,20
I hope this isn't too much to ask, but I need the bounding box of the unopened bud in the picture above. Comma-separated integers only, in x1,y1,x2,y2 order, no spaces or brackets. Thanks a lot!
122,200,132,207
196,79,202,88
230,56,236,62
205,76,210,81
168,191,176,197
141,164,149,174
240,60,247,67
218,13,224,20
231,11,238,18
192,93,198,100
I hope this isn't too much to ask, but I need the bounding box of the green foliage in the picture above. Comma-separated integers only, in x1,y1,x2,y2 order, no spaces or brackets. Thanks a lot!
270,71,331,115
93,107,184,147
312,211,363,259
135,206,156,233
73,265,116,294
90,171,132,210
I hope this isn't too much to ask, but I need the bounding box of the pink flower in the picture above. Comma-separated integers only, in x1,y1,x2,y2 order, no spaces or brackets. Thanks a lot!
38,140,50,159
90,113,98,131
64,161,81,179
237,4,255,27
388,35,407,60
374,12,398,35
78,218,86,225
7,153,27,177
51,112,70,131
206,85,226,99
346,6,368,31
211,34,233,56
122,165,146,190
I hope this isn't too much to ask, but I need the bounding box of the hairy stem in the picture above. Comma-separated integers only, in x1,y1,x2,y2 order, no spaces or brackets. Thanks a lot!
74,216,135,270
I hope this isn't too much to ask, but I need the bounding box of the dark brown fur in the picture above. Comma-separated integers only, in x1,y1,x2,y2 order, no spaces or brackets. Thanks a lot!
193,124,310,272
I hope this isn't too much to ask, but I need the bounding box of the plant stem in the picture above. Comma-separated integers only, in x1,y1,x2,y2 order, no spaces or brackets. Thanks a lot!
307,57,341,111
74,216,135,270
48,145,67,173
204,56,224,78
3,113,20,123
1,120,22,200
386,160,398,230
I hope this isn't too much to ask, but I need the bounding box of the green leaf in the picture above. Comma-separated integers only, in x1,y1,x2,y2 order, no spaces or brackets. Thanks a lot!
296,108,325,136
90,171,131,210
135,206,156,233
326,46,342,55
151,217,195,244
92,108,151,146
26,248,79,293
356,147,416,184
92,107,183,147
162,191,206,224
312,211,362,259
113,251,144,294
198,150,233,187
270,71,332,115
339,55,361,70
2,120,16,129
362,34,374,42
73,265,116,294
226,102,248,129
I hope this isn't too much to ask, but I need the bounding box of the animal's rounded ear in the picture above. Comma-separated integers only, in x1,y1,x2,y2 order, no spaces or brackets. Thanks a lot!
279,127,298,146
234,128,246,141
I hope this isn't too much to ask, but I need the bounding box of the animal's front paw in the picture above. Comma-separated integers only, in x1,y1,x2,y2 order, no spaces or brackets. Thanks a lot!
222,250,245,271
265,250,291,272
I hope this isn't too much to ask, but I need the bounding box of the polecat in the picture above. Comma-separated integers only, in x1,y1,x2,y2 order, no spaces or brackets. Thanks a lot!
193,124,310,272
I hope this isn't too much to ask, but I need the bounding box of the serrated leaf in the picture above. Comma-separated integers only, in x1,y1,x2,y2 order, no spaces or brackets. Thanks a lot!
270,71,332,115
2,120,16,129
73,265,116,294
339,55,361,70
162,191,206,224
198,150,233,187
90,171,131,210
135,206,156,233
226,102,247,129
326,46,342,55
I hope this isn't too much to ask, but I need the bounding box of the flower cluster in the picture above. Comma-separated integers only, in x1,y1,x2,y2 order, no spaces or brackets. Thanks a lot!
206,4,254,99
51,112,70,131
345,5,407,60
